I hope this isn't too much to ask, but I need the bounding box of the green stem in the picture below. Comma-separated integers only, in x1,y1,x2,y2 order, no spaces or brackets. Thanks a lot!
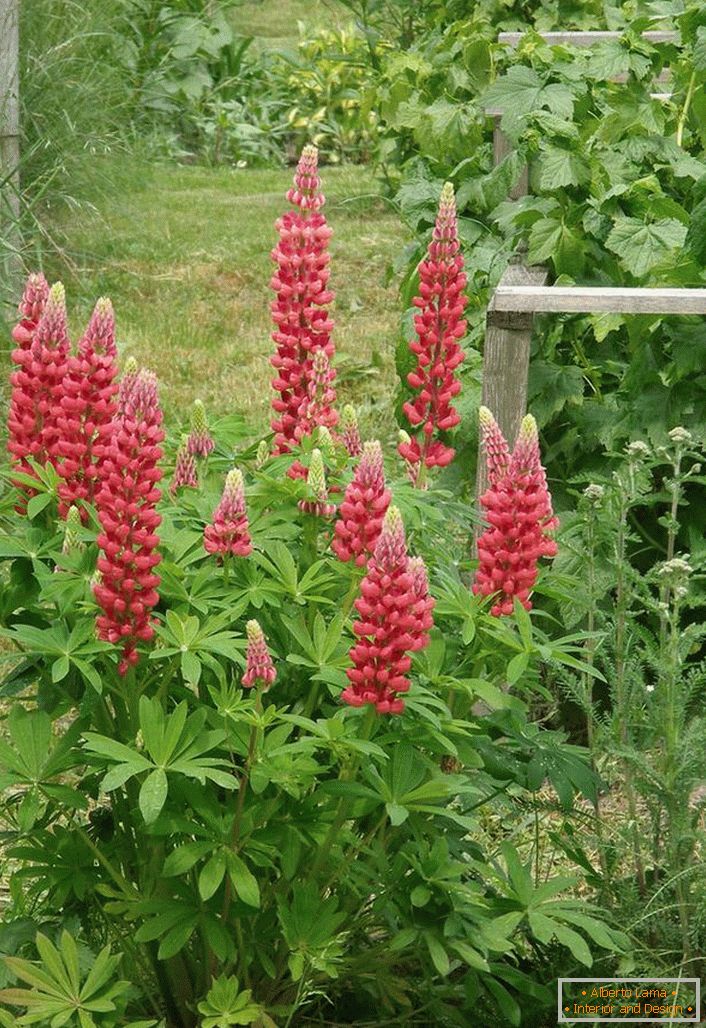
219,687,263,974
311,705,377,877
676,70,696,148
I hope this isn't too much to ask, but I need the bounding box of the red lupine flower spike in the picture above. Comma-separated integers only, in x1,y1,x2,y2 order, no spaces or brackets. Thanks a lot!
242,619,277,690
55,297,119,519
270,144,336,454
171,435,199,494
7,282,70,492
93,368,164,674
399,182,467,474
340,404,363,458
11,272,49,349
298,449,336,516
342,506,432,715
204,468,253,557
332,440,391,566
187,399,215,457
473,410,558,617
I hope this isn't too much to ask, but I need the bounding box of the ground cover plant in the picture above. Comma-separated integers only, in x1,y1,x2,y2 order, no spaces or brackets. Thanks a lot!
0,152,632,1027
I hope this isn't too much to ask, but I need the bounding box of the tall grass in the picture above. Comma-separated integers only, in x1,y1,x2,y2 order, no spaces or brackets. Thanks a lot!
1,0,140,425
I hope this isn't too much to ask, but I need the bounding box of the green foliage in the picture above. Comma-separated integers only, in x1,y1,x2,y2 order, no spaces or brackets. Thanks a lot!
554,431,706,969
0,931,131,1027
197,975,265,1027
378,7,706,496
0,418,619,1024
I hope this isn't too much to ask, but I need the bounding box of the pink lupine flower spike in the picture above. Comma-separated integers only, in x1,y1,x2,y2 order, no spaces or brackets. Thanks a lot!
473,408,558,616
399,182,467,478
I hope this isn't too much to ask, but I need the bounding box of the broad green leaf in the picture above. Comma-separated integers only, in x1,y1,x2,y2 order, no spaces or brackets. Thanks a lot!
606,217,687,277
483,66,576,123
537,146,589,189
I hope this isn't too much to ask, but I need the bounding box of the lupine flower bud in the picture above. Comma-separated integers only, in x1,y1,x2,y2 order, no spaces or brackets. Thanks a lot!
340,404,363,458
478,405,511,486
398,429,422,487
7,282,70,491
316,425,336,460
298,448,335,516
286,143,326,212
332,440,391,565
171,435,199,494
242,619,277,690
204,468,253,557
118,356,139,413
473,410,558,616
256,439,270,468
55,297,119,519
399,183,467,474
342,506,432,714
187,399,215,457
93,369,164,674
61,505,85,555
270,145,336,454
407,556,435,650
11,272,49,349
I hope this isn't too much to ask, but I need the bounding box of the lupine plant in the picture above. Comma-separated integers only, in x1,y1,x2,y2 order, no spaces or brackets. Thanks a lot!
0,164,626,1027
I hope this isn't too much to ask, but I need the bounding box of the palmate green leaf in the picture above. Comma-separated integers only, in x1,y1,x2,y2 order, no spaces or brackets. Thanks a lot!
527,215,585,276
483,66,576,125
537,145,590,190
456,152,525,213
0,932,129,1025
605,216,687,276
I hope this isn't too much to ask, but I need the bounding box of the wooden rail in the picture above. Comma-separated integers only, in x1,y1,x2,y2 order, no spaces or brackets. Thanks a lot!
498,30,678,47
490,285,706,316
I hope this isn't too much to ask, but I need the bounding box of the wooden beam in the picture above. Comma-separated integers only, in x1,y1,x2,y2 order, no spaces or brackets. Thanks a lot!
0,0,21,301
498,30,678,47
490,285,706,316
476,262,549,502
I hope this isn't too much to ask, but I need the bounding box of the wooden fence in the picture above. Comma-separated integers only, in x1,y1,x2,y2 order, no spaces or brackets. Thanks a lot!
0,0,21,301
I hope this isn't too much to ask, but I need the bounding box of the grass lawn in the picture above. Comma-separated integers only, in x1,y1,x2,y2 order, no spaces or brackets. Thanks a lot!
42,160,406,441
235,0,350,48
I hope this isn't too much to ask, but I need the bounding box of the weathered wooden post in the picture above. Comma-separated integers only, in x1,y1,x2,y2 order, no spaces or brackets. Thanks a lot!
0,0,21,304
476,261,548,499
